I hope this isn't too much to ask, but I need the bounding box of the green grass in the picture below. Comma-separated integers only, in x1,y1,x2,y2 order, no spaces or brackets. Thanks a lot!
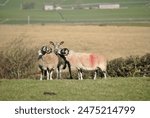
0,77,150,101
0,0,150,24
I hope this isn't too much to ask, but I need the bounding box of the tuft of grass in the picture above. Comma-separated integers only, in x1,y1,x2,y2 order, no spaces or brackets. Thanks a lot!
0,77,150,101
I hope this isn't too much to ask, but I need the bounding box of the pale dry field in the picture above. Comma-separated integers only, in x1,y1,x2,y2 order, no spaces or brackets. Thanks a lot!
0,25,150,60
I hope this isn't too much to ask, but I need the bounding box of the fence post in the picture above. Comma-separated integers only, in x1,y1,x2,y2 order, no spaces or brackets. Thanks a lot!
28,16,30,24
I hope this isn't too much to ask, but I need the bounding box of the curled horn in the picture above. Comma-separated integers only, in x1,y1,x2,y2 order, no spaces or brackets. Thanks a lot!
41,46,52,54
38,46,48,59
61,48,69,56
41,46,47,52
49,41,54,46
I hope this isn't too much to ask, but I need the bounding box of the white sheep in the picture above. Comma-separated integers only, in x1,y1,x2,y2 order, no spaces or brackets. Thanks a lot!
63,50,107,80
50,41,107,80
49,41,73,79
38,46,60,80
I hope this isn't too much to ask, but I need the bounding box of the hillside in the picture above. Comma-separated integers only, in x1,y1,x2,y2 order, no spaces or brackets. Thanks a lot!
0,0,150,24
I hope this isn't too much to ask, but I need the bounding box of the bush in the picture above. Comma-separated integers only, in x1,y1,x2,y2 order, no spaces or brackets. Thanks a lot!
0,39,37,79
107,54,150,77
140,53,150,76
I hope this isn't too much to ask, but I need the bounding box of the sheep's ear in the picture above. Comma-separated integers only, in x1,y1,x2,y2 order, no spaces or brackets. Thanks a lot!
60,41,64,45
49,41,54,46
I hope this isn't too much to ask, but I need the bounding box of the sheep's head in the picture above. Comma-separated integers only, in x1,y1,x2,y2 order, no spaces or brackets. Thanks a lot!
49,41,64,55
38,46,52,59
41,46,52,54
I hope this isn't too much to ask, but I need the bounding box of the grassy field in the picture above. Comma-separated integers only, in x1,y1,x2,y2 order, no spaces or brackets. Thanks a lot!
0,77,150,101
0,0,150,24
0,0,150,101
0,25,150,60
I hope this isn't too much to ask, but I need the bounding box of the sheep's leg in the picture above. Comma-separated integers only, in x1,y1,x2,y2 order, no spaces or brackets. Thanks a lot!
80,71,83,80
103,71,107,79
50,70,53,80
56,67,61,79
77,71,80,80
40,69,43,80
47,70,50,80
59,69,62,79
40,72,43,81
94,68,100,80
97,67,107,79
56,68,59,79
39,65,43,80
77,68,80,80
94,71,97,80
78,68,83,80
66,61,73,79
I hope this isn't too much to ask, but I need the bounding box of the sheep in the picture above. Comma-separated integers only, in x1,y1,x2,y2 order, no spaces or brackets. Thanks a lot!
49,41,73,79
51,41,107,80
38,46,61,80
63,50,107,80
38,45,71,80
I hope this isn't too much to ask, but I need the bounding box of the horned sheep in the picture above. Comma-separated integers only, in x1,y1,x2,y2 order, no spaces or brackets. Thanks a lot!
50,41,107,80
38,45,72,80
38,46,60,80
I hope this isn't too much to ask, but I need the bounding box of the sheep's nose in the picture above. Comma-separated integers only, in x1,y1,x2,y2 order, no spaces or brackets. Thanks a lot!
54,49,61,55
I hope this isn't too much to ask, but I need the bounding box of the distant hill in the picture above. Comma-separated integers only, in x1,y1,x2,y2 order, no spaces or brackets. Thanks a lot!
0,0,150,24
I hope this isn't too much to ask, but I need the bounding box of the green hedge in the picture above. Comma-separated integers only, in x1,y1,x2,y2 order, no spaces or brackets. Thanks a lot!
107,54,150,77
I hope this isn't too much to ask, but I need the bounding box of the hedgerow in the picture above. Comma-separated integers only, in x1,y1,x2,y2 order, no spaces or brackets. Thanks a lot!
107,54,150,77
0,38,149,79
